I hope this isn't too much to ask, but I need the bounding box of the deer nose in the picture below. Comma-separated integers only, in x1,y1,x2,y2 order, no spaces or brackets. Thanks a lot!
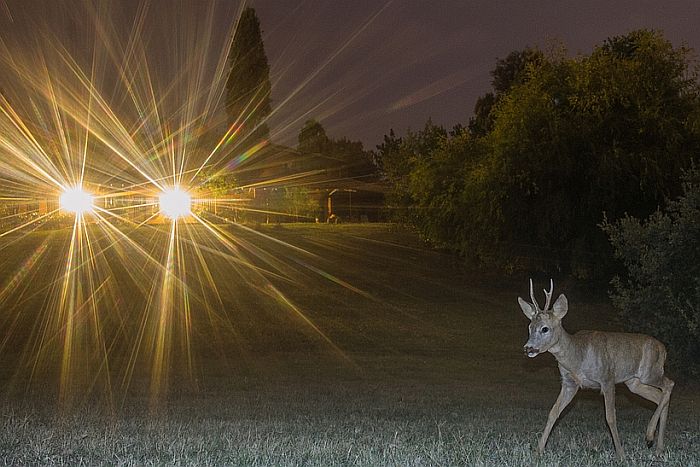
523,345,540,357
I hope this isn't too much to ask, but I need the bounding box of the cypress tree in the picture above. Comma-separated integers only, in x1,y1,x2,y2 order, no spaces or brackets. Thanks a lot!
225,7,272,143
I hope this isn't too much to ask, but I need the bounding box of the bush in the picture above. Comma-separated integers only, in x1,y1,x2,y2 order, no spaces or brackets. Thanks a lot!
602,167,700,374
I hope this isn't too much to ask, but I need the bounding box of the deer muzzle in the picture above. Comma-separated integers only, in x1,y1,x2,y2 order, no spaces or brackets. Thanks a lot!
523,345,540,358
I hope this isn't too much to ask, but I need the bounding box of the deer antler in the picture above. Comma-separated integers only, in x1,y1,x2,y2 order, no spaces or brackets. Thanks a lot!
543,279,554,311
529,278,541,311
529,278,554,311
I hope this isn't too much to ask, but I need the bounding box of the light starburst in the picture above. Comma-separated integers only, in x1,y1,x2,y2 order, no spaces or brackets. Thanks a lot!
59,187,94,215
0,1,370,412
159,187,192,220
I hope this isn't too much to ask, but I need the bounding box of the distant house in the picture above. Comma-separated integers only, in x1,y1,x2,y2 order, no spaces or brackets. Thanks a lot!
232,143,386,223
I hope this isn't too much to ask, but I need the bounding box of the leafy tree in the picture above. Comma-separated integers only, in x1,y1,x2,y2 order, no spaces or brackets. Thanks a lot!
225,7,272,143
328,137,373,179
297,119,330,154
467,92,496,137
197,169,238,218
297,119,377,181
486,57,588,271
381,30,700,276
375,120,449,224
486,30,700,275
602,166,700,372
282,187,322,221
373,129,401,174
469,48,544,137
570,29,700,220
260,186,321,223
406,128,489,255
199,170,237,197
491,48,545,94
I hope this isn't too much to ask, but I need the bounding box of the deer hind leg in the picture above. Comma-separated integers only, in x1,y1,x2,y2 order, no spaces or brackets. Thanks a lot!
639,374,674,453
654,377,674,454
602,384,624,459
624,378,662,446
537,383,578,455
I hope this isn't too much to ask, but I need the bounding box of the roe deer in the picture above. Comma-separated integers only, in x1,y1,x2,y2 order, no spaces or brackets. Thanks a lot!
519,279,674,458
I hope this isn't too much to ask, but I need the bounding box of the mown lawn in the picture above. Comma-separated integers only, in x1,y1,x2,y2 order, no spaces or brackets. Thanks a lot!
0,223,697,465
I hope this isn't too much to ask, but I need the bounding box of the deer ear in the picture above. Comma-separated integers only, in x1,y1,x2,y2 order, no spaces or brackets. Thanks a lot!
552,294,568,319
518,297,537,320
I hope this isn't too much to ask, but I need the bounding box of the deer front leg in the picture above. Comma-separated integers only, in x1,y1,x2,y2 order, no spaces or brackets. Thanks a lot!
602,384,624,459
537,382,578,455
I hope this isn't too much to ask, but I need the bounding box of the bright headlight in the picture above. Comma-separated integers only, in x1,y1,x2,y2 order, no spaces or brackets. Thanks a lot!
60,187,95,214
159,188,192,220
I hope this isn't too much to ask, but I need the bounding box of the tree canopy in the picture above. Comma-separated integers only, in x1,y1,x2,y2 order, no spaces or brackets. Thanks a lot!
297,119,330,154
377,30,700,276
468,48,544,137
296,119,376,181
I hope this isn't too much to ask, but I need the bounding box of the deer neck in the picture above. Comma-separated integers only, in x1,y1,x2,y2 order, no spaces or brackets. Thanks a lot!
547,327,577,368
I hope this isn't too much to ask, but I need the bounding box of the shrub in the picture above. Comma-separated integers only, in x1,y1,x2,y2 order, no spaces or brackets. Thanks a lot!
602,167,700,374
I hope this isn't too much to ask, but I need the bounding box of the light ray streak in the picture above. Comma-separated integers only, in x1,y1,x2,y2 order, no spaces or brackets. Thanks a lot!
291,257,374,300
190,120,243,182
38,42,167,191
150,219,177,408
189,90,271,183
0,240,48,304
100,202,157,213
190,212,302,281
57,214,80,405
265,283,355,366
226,219,319,259
237,168,328,190
0,98,66,189
199,2,245,125
261,2,393,138
174,216,299,284
177,224,194,382
0,209,60,239
220,205,315,221
79,218,115,407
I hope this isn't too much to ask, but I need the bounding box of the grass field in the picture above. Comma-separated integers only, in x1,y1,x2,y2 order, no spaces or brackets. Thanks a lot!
0,223,697,466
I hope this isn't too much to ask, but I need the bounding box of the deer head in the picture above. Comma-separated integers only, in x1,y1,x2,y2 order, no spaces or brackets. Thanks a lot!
518,279,568,357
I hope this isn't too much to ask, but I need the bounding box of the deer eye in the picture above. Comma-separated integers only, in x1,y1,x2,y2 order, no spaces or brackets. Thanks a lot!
541,327,549,334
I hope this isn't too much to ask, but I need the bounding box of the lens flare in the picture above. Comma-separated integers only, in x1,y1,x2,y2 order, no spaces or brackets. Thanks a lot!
59,187,94,214
159,188,192,220
0,0,374,411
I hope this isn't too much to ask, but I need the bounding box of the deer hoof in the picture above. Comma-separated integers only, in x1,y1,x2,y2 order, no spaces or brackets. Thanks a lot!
646,438,654,448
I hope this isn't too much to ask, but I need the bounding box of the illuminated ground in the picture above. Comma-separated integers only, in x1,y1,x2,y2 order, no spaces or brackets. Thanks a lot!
0,224,697,465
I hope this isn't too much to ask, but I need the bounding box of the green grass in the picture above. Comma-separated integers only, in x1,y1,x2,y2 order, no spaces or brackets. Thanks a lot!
0,223,697,465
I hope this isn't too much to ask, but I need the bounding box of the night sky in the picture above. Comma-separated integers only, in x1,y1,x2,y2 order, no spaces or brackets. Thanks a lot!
2,0,700,149
252,0,700,148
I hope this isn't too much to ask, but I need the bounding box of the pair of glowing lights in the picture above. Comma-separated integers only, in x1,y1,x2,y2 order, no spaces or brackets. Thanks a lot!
59,187,192,220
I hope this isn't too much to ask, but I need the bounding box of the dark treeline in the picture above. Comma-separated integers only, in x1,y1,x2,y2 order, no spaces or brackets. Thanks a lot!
374,29,700,369
297,119,377,182
376,29,700,280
